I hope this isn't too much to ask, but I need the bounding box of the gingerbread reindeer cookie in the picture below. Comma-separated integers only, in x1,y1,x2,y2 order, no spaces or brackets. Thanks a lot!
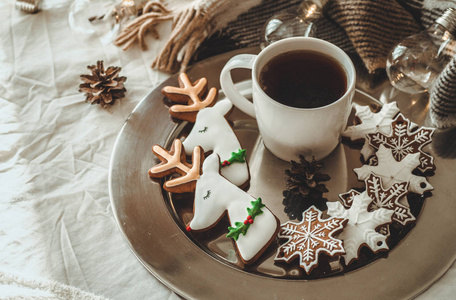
162,73,218,122
149,139,279,264
162,73,250,188
148,139,204,193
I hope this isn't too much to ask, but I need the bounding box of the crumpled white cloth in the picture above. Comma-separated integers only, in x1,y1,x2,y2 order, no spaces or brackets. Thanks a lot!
0,0,455,299
0,0,178,299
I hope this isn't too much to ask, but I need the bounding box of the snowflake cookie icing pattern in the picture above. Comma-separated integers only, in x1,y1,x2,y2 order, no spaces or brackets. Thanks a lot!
343,102,400,160
327,192,394,265
354,145,433,195
367,113,435,173
365,173,415,226
275,206,347,274
338,188,391,237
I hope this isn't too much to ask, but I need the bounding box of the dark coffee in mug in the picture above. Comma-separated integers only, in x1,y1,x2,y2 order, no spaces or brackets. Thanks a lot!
258,50,347,109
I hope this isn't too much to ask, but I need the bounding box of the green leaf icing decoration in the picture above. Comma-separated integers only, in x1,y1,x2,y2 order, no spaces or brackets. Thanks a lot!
221,149,247,167
226,222,248,241
247,197,265,218
226,198,265,241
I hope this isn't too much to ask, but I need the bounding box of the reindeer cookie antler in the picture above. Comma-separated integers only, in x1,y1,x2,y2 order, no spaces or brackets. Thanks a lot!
149,139,204,193
162,73,218,122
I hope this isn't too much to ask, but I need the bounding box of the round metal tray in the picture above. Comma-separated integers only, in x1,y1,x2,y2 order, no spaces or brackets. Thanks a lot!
109,48,456,299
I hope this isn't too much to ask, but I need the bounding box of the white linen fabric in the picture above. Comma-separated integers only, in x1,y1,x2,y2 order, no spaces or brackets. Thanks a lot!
0,0,455,299
0,0,178,299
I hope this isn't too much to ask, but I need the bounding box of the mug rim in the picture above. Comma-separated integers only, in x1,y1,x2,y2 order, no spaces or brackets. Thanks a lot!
252,37,356,111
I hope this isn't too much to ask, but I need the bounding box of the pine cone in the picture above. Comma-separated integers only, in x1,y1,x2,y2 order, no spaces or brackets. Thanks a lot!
283,155,331,220
79,61,127,108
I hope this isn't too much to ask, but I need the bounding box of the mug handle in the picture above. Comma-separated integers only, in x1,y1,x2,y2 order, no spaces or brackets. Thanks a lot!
220,54,257,118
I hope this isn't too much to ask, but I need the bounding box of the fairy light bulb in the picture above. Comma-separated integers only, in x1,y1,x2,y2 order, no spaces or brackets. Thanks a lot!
261,0,328,49
386,8,456,94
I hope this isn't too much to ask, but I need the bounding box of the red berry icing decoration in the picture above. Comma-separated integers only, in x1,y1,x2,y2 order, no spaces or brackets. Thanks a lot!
186,226,192,232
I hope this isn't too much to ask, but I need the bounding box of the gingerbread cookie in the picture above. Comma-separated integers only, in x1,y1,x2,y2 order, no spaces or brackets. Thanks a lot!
162,73,217,122
275,206,347,274
354,144,433,195
182,99,250,188
327,191,394,265
149,141,278,265
338,188,391,237
163,74,250,188
343,102,400,160
148,139,204,193
367,113,436,173
188,153,279,264
365,173,415,226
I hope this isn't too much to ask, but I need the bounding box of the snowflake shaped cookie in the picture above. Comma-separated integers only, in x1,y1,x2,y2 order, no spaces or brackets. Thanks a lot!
327,192,394,265
367,114,435,173
275,206,347,274
338,188,390,236
354,145,433,195
366,174,415,226
343,102,400,160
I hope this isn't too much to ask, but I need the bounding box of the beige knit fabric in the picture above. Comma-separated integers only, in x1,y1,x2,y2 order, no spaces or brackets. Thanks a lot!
115,0,262,73
325,0,422,73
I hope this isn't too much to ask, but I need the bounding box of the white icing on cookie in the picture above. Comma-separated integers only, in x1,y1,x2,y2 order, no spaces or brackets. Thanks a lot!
367,113,435,173
327,191,394,265
183,99,249,187
353,144,433,194
365,173,415,226
188,154,277,263
275,206,347,274
343,102,400,160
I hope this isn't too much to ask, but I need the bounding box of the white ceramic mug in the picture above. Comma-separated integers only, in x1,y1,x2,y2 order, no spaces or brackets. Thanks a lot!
220,37,356,161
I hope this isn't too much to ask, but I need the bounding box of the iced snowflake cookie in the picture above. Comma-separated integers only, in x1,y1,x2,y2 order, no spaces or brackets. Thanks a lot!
367,113,436,173
354,145,433,195
149,139,279,265
338,188,391,237
162,73,250,188
365,173,415,226
275,206,347,274
343,102,400,160
327,191,394,265
162,73,217,122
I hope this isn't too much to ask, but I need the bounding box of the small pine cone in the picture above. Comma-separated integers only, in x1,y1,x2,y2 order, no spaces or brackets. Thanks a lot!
283,155,330,220
79,61,127,108
285,155,330,196
283,190,328,221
